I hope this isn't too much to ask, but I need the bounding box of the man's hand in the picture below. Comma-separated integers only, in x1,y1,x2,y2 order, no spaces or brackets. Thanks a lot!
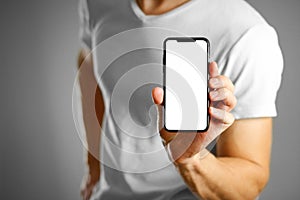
80,171,99,200
80,155,100,200
152,62,237,165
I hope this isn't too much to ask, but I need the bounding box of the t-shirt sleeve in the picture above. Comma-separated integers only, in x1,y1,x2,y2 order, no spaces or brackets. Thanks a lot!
221,24,284,119
78,0,92,49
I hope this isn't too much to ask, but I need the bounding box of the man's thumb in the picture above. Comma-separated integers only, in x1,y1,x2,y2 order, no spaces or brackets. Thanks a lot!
152,87,164,105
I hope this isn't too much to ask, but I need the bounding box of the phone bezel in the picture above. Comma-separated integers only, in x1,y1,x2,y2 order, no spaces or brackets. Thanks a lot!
163,37,210,132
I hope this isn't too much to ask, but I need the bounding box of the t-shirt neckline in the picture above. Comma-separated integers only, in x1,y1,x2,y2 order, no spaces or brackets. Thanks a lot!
130,0,198,22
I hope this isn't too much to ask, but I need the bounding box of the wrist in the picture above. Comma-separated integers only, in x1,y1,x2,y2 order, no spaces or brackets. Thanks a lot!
87,152,100,165
87,165,100,183
174,151,211,198
175,149,210,169
86,152,100,178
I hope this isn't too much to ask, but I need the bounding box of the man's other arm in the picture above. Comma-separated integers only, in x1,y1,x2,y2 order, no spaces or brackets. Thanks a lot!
78,48,104,200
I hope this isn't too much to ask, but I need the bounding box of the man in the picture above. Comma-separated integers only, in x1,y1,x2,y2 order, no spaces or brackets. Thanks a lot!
78,0,283,199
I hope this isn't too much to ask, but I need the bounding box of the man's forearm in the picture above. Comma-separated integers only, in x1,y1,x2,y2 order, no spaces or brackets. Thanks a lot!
78,49,103,173
81,86,103,166
176,152,269,200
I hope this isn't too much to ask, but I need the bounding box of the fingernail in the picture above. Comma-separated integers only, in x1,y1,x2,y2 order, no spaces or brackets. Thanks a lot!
210,78,221,87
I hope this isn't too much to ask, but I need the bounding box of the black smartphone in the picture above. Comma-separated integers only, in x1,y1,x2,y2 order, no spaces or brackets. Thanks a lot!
163,37,210,132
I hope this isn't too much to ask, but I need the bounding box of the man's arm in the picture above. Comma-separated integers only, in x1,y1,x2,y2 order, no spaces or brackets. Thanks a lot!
152,62,272,200
176,118,272,200
78,48,104,200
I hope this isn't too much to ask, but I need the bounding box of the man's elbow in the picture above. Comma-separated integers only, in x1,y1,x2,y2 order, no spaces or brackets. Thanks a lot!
240,161,270,200
78,48,92,69
258,168,270,193
251,166,270,199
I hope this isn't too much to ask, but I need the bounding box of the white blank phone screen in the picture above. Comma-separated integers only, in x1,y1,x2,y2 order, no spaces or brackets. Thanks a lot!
165,39,208,131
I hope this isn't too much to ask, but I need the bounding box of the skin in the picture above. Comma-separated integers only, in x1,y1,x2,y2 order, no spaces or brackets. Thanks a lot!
79,0,272,199
78,49,103,200
136,0,191,15
152,62,271,199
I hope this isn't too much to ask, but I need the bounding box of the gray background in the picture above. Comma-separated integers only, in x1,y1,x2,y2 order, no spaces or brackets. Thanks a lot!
0,0,299,199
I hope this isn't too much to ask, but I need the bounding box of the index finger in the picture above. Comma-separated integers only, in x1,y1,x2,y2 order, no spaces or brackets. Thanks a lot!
209,61,219,78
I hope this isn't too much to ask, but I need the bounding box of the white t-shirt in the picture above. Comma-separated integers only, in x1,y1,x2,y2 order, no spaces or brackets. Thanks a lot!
78,0,283,199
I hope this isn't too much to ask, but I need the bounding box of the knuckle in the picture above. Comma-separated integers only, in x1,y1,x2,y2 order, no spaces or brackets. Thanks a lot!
219,75,227,85
224,112,234,124
232,84,235,92
220,88,229,99
229,113,235,124
223,88,229,98
220,75,235,91
233,96,237,106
